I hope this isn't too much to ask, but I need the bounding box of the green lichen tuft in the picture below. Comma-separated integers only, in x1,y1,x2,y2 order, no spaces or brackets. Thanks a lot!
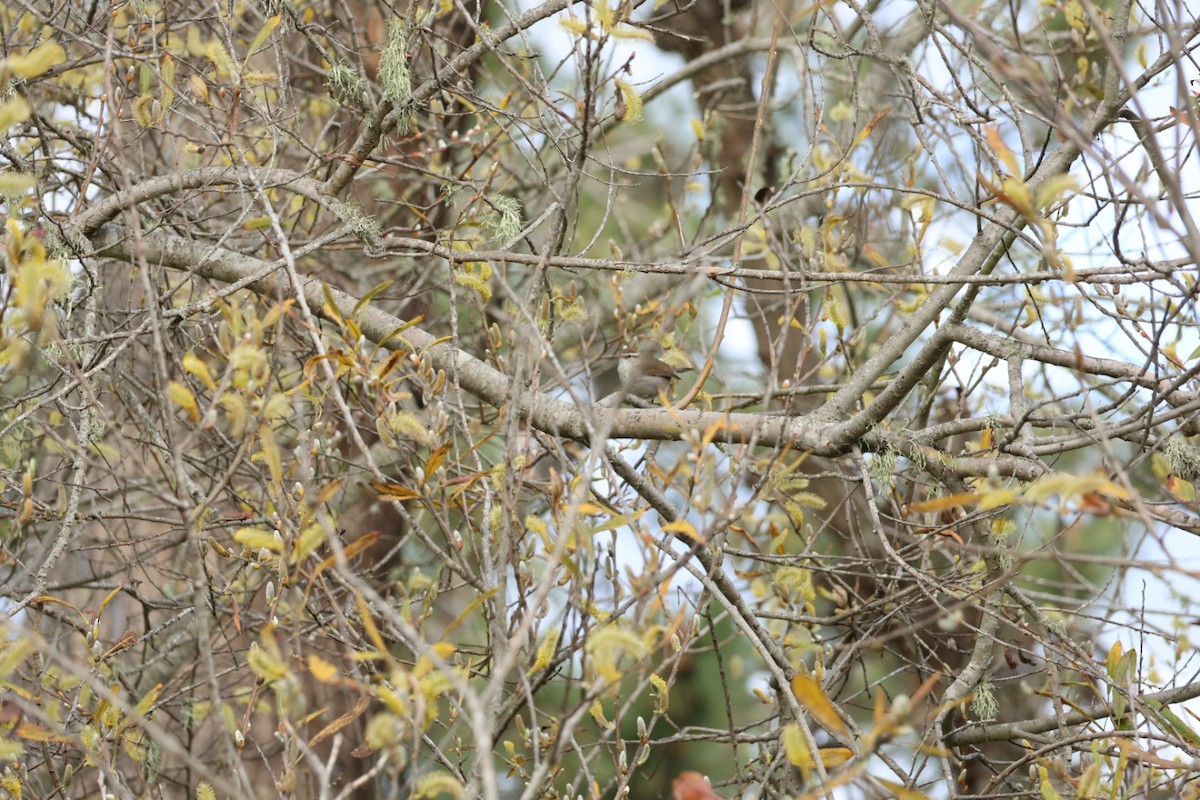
379,22,412,105
327,62,367,106
484,194,522,244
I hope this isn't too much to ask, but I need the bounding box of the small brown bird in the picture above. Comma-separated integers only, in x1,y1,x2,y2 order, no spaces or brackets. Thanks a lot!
617,351,691,399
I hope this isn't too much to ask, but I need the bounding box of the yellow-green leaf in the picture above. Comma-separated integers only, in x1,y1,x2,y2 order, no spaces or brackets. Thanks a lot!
985,126,1020,177
792,673,849,738
369,480,421,501
245,15,282,65
98,585,124,615
258,425,283,485
849,107,890,154
1145,699,1200,747
0,639,34,679
133,683,162,717
781,723,812,777
292,523,327,564
309,654,340,684
167,381,201,423
1168,474,1196,503
1037,766,1063,800
817,747,854,768
1035,173,1078,211
875,777,931,800
662,519,704,543
907,493,979,514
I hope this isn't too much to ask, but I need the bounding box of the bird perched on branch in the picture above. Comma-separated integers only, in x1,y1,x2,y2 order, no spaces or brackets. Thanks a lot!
617,351,691,400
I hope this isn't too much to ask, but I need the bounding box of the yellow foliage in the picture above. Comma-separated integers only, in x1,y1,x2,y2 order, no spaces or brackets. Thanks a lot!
205,41,236,80
559,15,589,35
586,626,649,683
589,698,613,729
610,25,654,42
234,527,283,553
4,40,65,78
650,673,669,713
0,95,30,131
662,518,703,543
167,381,201,423
182,351,216,389
132,94,158,127
614,78,643,122
792,673,849,738
528,631,559,675
0,172,36,194
781,723,812,778
595,0,614,30
453,264,493,301
774,566,816,605
412,772,464,800
246,641,289,682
